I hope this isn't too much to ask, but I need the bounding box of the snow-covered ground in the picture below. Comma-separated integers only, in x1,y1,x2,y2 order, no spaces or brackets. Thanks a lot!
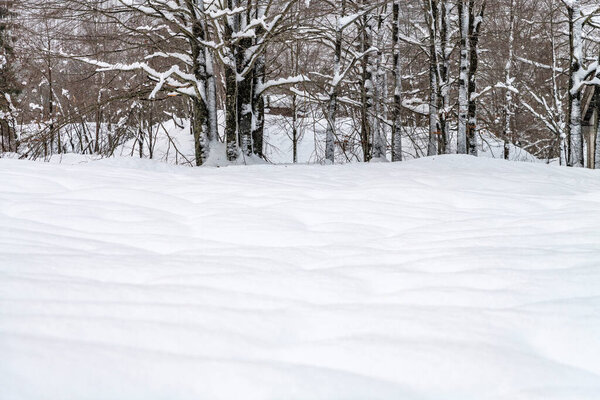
1,155,600,400
29,113,536,166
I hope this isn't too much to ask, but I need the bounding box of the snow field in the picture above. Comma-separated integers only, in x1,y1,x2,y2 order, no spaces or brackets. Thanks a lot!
1,155,600,399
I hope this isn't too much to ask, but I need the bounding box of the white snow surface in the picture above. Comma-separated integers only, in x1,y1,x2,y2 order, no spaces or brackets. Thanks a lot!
1,155,600,400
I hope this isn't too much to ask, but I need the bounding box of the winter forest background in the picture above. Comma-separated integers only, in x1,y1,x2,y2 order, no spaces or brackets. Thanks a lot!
1,0,599,167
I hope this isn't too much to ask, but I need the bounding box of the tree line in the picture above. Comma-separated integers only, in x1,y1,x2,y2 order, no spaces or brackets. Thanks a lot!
0,0,599,167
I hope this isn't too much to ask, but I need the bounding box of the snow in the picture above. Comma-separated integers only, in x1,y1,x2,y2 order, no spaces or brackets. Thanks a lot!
2,155,600,400
263,113,539,164
16,109,538,166
115,119,197,165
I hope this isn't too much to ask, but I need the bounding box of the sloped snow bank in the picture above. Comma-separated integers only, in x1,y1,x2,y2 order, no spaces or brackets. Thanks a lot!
1,155,600,400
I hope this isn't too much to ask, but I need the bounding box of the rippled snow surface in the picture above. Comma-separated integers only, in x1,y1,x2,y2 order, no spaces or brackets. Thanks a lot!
1,155,600,400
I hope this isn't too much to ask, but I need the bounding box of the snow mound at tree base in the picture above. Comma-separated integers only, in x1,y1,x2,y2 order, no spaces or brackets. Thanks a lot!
1,155,600,400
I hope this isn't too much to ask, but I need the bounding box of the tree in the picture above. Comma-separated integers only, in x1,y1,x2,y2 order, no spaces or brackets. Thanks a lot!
502,0,516,160
0,0,18,153
391,0,403,161
457,0,470,154
566,0,584,167
324,0,346,163
466,0,485,156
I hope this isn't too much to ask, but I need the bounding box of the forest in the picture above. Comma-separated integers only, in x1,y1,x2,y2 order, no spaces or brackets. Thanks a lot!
0,0,599,167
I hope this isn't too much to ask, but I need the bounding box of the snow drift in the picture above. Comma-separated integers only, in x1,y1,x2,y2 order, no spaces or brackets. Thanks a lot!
1,155,600,400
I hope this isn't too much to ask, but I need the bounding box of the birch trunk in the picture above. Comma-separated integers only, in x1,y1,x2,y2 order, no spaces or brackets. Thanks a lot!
467,1,484,156
391,0,403,162
359,4,372,162
503,0,515,160
425,0,439,157
457,0,470,155
325,0,345,163
568,0,583,167
371,11,386,160
224,0,239,161
438,0,450,154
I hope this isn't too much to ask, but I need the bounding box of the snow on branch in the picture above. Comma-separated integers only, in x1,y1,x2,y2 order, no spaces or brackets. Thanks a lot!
516,56,566,73
257,75,310,96
67,54,202,101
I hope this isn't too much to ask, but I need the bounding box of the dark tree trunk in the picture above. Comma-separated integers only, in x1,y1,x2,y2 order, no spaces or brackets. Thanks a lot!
251,4,266,159
425,0,439,156
438,0,450,154
188,0,212,165
48,67,59,155
225,63,238,161
252,57,265,158
359,4,372,162
467,0,485,156
224,0,239,161
391,0,403,162
191,97,208,165
237,36,254,157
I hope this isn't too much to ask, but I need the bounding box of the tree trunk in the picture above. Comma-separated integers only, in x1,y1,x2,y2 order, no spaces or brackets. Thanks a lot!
503,0,515,160
438,0,450,154
252,66,265,158
251,4,267,158
292,93,298,163
325,0,345,164
568,0,584,167
425,0,439,157
225,62,238,161
188,0,215,165
191,97,208,165
199,0,218,145
591,54,600,169
237,69,254,158
592,101,600,169
48,66,59,155
371,11,387,160
237,5,254,158
391,0,403,162
95,101,102,155
467,0,484,156
224,0,239,161
360,2,372,162
457,0,470,154
0,119,15,152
